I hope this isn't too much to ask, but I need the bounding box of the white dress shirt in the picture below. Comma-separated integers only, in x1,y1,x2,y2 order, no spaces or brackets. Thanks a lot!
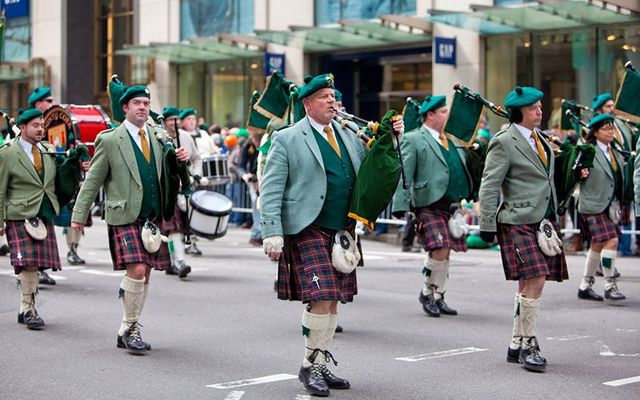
307,116,332,142
18,139,45,166
597,140,613,164
514,124,539,153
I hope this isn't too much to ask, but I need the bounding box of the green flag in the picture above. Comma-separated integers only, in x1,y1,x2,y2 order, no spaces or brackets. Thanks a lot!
443,90,484,146
614,64,640,120
348,110,402,230
247,90,271,131
107,75,127,124
401,97,421,133
254,70,293,121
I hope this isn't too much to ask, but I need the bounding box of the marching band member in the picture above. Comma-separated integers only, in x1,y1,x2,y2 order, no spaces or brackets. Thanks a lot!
0,108,89,329
392,95,473,318
161,106,202,278
479,86,588,373
180,108,216,157
576,114,626,301
260,74,361,397
71,86,189,354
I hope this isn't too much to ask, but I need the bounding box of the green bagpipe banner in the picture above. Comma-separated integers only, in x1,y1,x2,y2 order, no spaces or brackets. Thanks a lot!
348,110,402,230
560,99,585,133
107,76,127,125
247,90,271,131
614,65,640,121
254,70,292,121
401,97,421,133
553,142,596,202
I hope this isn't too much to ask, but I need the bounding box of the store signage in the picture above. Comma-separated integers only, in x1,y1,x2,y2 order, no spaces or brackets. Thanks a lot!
264,52,285,76
2,0,29,19
435,37,456,66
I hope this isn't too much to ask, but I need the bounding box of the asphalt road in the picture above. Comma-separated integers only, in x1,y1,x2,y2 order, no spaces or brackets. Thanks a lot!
1,221,638,400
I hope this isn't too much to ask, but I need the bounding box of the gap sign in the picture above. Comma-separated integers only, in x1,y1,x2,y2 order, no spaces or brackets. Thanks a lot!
435,37,456,66
264,52,285,76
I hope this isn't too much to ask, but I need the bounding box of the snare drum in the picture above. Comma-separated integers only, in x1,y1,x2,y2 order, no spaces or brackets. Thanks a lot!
201,155,230,185
63,104,112,156
189,190,233,239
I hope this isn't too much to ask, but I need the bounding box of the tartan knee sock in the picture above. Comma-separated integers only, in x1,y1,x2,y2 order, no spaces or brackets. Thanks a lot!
18,270,39,313
118,276,145,336
302,308,330,367
579,249,600,290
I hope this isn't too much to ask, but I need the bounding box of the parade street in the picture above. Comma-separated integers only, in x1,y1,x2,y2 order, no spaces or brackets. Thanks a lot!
0,221,638,400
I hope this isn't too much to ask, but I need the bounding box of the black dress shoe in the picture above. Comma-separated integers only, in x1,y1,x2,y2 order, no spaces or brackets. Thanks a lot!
436,297,458,315
165,264,179,275
577,287,604,301
117,335,151,350
67,246,86,265
39,270,56,285
0,244,9,256
604,283,626,300
298,365,329,397
178,261,191,278
318,365,350,389
419,292,440,317
123,323,148,355
185,243,202,256
507,347,520,363
18,310,45,330
519,346,546,372
335,325,343,333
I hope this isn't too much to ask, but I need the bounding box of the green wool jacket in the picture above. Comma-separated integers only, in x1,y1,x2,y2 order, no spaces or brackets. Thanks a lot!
479,124,557,232
392,125,472,213
260,117,366,238
635,136,640,210
71,122,165,226
579,144,624,215
0,139,59,222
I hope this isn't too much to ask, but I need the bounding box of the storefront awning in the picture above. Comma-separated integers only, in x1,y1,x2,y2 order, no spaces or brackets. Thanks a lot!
427,0,640,35
255,15,430,52
116,36,265,64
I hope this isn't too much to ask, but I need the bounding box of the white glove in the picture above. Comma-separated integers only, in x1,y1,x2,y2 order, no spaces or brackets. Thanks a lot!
263,235,284,255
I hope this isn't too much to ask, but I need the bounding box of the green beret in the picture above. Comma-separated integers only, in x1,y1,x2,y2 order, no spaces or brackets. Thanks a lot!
588,113,614,129
236,127,249,138
16,108,44,126
162,106,180,119
418,95,446,116
119,85,150,105
334,89,343,102
28,87,52,107
591,93,613,111
504,86,543,109
179,108,196,120
297,74,335,100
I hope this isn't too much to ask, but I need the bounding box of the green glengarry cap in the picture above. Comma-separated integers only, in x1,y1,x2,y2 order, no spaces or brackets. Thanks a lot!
504,86,543,109
16,108,44,126
591,93,613,111
28,87,52,107
418,95,446,116
162,106,180,119
588,113,614,129
297,73,335,100
119,85,150,105
179,107,196,120
334,89,343,102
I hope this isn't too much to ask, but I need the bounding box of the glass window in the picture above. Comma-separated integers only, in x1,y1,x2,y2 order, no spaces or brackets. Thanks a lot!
315,0,416,25
494,0,526,5
597,25,640,96
181,0,254,40
3,16,31,62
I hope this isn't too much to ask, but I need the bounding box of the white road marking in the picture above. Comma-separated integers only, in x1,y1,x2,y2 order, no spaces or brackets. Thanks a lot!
46,274,67,280
603,375,640,387
396,347,489,362
222,391,245,400
616,328,638,333
295,395,312,400
79,269,122,277
546,334,591,341
598,341,640,357
62,266,86,270
206,373,297,389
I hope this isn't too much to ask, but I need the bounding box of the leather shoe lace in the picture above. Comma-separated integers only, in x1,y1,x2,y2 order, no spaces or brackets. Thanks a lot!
604,281,626,300
123,322,148,355
317,364,350,389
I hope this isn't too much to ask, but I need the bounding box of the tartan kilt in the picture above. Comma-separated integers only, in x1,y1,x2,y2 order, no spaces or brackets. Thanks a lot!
277,225,359,304
579,212,620,244
5,220,61,274
161,203,188,235
416,207,467,253
108,219,170,271
497,221,568,282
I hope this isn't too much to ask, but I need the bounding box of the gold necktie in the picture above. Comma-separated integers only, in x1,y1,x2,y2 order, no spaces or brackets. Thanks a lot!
613,125,624,147
139,129,151,162
324,126,341,158
531,131,548,167
609,147,618,172
32,145,42,174
438,131,449,150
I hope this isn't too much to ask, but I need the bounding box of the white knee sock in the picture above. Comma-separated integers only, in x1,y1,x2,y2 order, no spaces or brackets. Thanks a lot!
18,270,39,313
169,233,185,263
118,276,145,336
302,309,330,367
510,293,523,350
520,296,541,349
323,313,338,363
66,228,81,249
579,249,600,290
422,257,447,299
601,249,617,290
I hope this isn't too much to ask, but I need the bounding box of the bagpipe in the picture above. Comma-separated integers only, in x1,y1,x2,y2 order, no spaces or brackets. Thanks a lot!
450,84,596,214
107,74,191,222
